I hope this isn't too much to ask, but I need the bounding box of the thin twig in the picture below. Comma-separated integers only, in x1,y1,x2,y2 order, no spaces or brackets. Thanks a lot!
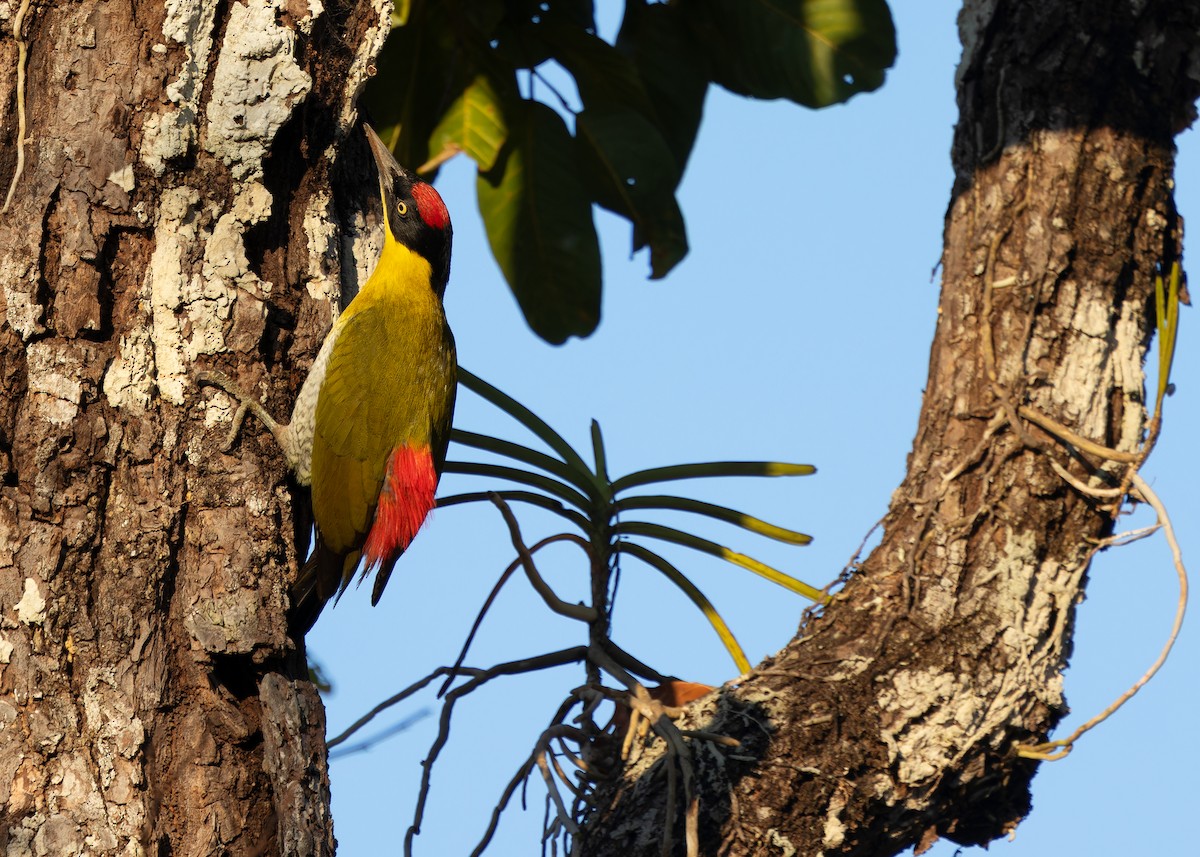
800,514,885,632
530,66,577,115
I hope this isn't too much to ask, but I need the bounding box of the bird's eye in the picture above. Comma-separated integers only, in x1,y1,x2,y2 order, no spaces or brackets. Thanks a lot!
395,201,409,217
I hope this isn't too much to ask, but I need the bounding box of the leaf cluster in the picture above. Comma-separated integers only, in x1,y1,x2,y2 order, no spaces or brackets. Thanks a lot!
440,368,822,673
365,0,896,342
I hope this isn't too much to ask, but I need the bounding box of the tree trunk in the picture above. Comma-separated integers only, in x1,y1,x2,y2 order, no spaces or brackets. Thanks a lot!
580,2,1200,855
0,1,387,853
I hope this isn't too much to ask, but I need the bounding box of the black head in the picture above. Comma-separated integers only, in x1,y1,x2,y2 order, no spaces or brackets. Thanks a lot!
364,125,453,297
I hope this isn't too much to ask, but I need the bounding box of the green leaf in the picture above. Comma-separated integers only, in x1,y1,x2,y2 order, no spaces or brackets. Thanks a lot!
617,1,709,173
452,428,603,502
612,461,816,494
366,2,459,172
616,521,827,602
536,21,690,276
456,368,597,481
427,74,509,173
538,0,596,31
368,1,507,174
1155,262,1182,409
575,107,688,278
477,100,602,342
590,419,609,487
491,0,597,69
537,20,656,116
437,489,590,530
460,0,507,36
615,495,812,545
391,0,411,28
619,542,752,674
680,0,897,107
443,460,592,512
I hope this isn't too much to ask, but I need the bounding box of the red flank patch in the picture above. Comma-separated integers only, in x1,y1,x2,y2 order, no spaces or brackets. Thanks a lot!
362,444,438,569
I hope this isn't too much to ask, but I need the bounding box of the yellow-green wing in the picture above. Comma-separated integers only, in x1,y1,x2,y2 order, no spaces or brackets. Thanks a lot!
310,294,456,557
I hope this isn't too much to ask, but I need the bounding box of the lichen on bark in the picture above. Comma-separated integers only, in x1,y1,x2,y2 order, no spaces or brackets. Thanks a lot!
0,0,393,853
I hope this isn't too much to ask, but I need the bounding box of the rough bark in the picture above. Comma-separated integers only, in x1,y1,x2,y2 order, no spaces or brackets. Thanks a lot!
0,1,390,853
579,2,1200,856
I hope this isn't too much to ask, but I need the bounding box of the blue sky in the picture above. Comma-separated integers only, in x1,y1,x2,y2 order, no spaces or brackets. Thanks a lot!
309,3,1198,854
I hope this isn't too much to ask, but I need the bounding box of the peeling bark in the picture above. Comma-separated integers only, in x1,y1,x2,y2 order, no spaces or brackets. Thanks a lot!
579,3,1200,856
0,0,391,853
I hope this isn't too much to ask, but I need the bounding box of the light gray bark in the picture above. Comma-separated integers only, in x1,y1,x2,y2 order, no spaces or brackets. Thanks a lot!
0,1,391,852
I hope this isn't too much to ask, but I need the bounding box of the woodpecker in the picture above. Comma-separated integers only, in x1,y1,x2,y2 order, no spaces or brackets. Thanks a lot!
200,125,457,630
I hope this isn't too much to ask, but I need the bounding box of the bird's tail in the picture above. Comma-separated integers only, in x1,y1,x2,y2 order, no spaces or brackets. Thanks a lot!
289,537,356,635
289,537,401,634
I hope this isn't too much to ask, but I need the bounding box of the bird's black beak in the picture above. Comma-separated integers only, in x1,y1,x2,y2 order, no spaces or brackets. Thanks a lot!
364,124,414,234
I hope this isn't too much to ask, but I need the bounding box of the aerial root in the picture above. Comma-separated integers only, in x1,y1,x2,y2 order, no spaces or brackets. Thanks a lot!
950,230,1188,763
1000,406,1187,762
332,485,734,856
341,641,730,856
1014,472,1187,761
1008,356,1186,761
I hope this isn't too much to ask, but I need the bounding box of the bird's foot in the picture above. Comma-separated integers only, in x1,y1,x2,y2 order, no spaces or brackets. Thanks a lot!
197,370,283,453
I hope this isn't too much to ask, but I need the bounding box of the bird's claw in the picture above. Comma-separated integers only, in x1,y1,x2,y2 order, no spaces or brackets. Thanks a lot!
197,369,254,452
